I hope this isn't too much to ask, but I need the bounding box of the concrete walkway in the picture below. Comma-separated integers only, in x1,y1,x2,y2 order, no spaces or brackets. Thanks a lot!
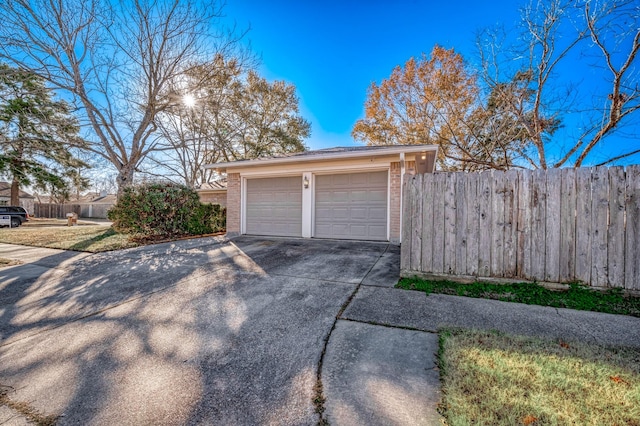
321,252,640,425
1,237,639,425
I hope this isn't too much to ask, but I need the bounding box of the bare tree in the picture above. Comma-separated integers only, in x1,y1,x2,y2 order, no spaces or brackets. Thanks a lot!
478,0,640,168
0,0,239,196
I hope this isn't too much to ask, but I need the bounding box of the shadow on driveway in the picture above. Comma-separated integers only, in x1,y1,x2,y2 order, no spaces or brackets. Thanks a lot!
0,236,391,425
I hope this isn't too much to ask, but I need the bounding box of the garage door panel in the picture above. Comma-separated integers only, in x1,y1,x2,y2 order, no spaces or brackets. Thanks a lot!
367,225,387,239
369,189,387,202
331,175,350,186
369,173,388,185
351,191,368,202
369,207,386,220
246,176,302,237
350,173,369,185
350,208,367,220
314,171,388,241
350,225,367,236
315,224,331,235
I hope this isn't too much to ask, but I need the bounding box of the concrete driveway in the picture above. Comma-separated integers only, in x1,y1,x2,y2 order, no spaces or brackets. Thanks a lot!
0,236,440,425
3,236,640,425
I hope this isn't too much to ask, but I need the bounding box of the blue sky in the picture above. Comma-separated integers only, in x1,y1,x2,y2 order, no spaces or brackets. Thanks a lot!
223,0,521,150
222,0,639,166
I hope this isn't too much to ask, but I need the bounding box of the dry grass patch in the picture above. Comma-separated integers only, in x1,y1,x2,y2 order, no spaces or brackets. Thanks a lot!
439,328,640,425
0,223,138,252
0,258,22,268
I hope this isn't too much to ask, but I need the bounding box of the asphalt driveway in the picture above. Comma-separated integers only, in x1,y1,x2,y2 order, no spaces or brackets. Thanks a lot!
1,236,436,425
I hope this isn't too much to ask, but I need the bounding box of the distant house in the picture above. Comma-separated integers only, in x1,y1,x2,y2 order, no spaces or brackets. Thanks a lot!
0,182,36,214
197,179,227,207
80,192,117,205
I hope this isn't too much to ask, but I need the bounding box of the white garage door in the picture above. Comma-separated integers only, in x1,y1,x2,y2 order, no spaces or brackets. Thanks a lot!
246,176,302,237
314,171,388,241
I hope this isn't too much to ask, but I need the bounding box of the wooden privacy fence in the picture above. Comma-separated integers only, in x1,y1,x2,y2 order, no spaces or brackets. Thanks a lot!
401,166,640,291
34,203,113,219
34,203,81,219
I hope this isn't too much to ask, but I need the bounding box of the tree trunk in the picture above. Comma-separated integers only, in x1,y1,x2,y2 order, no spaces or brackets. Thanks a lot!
116,163,136,200
10,179,20,206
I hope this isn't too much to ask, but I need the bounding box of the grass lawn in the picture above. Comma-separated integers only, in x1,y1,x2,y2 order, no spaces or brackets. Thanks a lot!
0,219,138,252
397,277,640,317
438,328,640,425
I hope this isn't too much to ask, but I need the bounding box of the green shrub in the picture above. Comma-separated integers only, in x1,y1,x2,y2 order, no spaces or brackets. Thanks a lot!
210,203,226,233
185,203,226,234
108,182,225,237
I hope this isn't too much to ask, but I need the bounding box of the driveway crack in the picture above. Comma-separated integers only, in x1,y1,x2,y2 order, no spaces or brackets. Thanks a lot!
0,385,59,426
313,244,390,426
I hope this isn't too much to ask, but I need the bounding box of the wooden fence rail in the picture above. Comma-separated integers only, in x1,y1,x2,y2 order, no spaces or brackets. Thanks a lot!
401,165,640,291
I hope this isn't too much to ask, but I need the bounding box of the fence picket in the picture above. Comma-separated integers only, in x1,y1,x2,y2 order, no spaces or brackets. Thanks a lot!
545,168,562,282
575,168,592,284
517,170,532,279
559,168,577,282
421,174,435,272
491,171,505,276
400,175,413,272
625,165,640,291
503,170,519,278
455,173,468,274
431,173,446,273
477,171,492,277
591,167,609,288
466,172,480,276
530,170,547,280
443,173,457,274
410,174,423,271
608,167,626,288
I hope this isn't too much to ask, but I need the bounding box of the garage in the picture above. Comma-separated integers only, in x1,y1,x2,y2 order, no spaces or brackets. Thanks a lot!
211,144,438,243
314,171,388,241
245,176,302,237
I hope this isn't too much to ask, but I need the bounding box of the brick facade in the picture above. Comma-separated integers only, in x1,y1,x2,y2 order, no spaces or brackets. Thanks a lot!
197,191,227,207
226,173,241,236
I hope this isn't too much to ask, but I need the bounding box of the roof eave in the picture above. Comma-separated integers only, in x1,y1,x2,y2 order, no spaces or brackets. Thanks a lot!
205,145,438,172
196,188,227,192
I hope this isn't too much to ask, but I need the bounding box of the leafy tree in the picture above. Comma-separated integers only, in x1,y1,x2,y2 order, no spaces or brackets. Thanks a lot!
233,70,310,159
352,46,525,171
0,0,245,196
0,63,87,205
151,55,310,187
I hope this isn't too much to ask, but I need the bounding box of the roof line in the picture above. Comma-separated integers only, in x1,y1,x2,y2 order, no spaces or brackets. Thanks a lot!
205,144,438,170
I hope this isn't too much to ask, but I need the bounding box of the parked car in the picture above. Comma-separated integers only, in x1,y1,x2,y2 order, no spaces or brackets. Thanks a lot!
0,206,30,228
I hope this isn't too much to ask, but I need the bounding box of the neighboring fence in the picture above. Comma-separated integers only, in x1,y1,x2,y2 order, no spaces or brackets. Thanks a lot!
401,165,640,291
78,204,113,219
34,203,113,219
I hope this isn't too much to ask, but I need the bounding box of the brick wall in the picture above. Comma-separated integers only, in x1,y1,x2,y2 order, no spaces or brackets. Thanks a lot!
198,191,227,207
226,173,241,236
